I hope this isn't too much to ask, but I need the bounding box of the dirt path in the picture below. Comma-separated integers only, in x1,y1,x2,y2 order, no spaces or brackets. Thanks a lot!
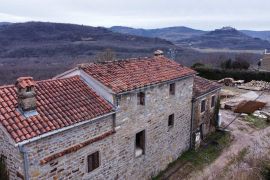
185,110,270,180
169,89,270,180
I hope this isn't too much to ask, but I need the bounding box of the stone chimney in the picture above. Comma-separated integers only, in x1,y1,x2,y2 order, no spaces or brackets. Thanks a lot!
16,77,37,113
154,50,164,57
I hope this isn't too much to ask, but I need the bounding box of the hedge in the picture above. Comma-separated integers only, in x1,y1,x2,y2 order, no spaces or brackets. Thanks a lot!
194,67,270,82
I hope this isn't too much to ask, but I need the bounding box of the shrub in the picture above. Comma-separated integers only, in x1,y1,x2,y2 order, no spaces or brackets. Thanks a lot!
193,67,270,82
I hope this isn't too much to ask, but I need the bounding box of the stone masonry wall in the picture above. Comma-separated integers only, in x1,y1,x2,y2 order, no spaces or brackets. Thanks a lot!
25,115,116,180
0,126,24,180
193,90,220,137
114,76,194,180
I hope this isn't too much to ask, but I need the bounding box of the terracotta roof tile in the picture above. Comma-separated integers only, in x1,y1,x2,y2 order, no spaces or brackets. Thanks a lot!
0,76,114,143
80,56,196,93
193,76,222,98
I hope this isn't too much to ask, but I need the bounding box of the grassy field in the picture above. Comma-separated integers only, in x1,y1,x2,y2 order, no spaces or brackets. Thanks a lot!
244,115,270,129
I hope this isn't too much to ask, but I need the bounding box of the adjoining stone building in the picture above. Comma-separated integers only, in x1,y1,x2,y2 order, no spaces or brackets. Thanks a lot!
260,49,270,71
192,76,222,148
0,54,221,180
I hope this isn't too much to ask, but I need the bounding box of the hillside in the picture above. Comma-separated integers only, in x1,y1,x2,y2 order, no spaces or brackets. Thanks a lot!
110,26,206,42
241,30,270,42
111,26,270,46
176,27,270,50
0,22,197,85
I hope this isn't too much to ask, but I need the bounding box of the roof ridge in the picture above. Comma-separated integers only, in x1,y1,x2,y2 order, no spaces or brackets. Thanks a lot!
0,84,15,89
35,75,80,84
0,75,81,89
79,56,156,67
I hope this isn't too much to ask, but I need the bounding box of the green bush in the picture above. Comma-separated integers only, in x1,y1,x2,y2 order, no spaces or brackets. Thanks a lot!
194,67,270,82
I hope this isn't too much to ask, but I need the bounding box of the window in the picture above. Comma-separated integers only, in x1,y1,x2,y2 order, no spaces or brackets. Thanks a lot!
211,96,216,108
169,83,175,95
168,114,174,127
26,86,32,92
201,99,206,113
135,130,145,157
0,154,6,163
87,151,99,173
137,92,145,105
0,154,8,179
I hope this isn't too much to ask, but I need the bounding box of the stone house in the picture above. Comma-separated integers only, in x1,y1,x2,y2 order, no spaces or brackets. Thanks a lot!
192,76,222,148
261,50,270,71
0,53,221,180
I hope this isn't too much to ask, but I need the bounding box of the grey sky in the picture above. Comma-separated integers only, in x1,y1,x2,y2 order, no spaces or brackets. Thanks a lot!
0,0,269,30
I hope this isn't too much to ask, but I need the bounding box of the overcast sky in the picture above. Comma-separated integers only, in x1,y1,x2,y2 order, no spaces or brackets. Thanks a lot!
0,0,269,30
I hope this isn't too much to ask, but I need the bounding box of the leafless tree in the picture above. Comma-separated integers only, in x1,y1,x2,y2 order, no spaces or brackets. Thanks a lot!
95,48,116,63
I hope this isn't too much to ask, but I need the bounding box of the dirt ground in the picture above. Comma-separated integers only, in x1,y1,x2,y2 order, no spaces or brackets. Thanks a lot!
169,87,270,180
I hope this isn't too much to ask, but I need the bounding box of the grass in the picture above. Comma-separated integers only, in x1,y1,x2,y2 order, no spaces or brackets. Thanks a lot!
223,147,249,174
244,115,269,129
152,131,232,180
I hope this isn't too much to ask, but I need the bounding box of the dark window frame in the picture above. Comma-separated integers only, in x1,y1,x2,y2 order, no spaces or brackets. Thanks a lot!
135,130,146,157
169,83,175,95
137,92,145,106
168,114,174,127
201,99,206,113
211,95,216,108
87,151,100,173
26,86,32,92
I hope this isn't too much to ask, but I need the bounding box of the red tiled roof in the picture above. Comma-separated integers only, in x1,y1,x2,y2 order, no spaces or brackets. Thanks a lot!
0,76,113,143
80,56,196,93
193,76,222,98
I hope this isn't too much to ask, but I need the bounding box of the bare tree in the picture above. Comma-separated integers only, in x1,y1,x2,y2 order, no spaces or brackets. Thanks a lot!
95,48,116,63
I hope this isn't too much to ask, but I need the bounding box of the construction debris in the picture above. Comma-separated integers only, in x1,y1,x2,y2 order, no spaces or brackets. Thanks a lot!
220,89,236,99
223,101,239,110
238,80,270,91
260,111,270,122
218,78,244,86
234,100,266,114
253,111,268,120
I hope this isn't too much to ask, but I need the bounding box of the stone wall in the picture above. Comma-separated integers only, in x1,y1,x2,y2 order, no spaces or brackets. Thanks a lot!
114,76,194,179
261,54,270,72
24,115,116,180
0,126,24,180
193,90,220,138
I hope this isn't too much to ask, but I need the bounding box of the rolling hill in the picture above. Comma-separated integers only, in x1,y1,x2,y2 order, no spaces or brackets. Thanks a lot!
0,22,197,85
111,26,270,49
110,26,206,42
241,30,270,42
176,27,270,50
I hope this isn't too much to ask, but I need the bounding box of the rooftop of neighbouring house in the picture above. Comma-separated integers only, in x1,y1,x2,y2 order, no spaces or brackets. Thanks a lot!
193,76,222,98
0,76,113,143
79,56,196,94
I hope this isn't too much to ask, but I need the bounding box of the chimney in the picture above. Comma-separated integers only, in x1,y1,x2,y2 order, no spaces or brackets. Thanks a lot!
154,50,164,57
16,77,37,113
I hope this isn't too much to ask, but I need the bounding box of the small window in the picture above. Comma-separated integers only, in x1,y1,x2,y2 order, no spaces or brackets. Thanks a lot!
168,114,174,127
0,154,8,178
211,96,216,108
201,99,206,113
169,83,175,95
137,92,145,105
87,151,100,173
26,86,32,92
135,130,145,157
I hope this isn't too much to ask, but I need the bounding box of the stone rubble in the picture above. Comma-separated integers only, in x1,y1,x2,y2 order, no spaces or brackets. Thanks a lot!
238,80,270,91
